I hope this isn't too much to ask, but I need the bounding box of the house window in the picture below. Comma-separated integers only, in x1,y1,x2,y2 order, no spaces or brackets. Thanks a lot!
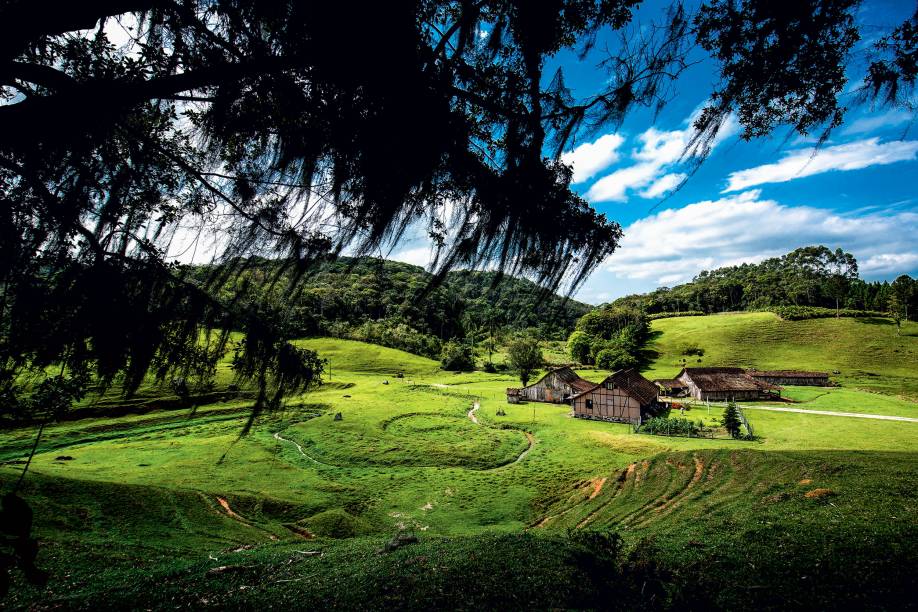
585,399,593,410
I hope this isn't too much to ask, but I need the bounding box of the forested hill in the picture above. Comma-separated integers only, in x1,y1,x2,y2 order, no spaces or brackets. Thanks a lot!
188,257,591,356
608,246,916,318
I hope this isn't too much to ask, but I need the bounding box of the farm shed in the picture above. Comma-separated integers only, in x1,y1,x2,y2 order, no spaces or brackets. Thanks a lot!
506,388,521,404
747,370,830,387
653,378,688,397
512,366,594,404
572,369,661,425
676,367,780,401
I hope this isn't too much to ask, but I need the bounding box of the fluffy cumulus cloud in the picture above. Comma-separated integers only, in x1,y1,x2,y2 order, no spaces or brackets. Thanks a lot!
603,190,918,286
560,133,625,183
724,138,918,192
583,114,737,202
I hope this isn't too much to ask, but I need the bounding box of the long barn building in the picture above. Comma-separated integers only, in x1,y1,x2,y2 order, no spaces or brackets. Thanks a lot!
677,367,779,402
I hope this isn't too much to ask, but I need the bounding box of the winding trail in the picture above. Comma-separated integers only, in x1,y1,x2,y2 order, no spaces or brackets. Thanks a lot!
273,431,335,468
466,400,535,470
467,402,480,424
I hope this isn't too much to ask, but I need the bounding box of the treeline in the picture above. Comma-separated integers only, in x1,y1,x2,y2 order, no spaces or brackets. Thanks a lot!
567,307,649,369
610,246,916,319
186,257,591,358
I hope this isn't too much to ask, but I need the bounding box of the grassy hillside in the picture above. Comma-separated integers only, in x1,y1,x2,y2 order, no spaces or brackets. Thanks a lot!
2,336,916,608
644,312,918,400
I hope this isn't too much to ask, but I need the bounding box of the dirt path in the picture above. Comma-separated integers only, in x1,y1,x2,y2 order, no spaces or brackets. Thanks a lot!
465,400,534,470
742,406,918,422
273,431,335,467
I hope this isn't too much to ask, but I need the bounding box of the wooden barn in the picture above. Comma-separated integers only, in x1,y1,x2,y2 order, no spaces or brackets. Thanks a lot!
509,366,594,404
653,378,689,397
676,367,779,401
747,370,830,387
571,369,661,425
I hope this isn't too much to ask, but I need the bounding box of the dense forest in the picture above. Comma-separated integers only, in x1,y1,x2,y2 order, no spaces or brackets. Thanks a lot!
608,246,916,319
186,257,591,359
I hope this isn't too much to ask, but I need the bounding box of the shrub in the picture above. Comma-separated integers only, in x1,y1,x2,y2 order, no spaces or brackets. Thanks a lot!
766,306,887,321
567,330,593,364
482,361,497,373
595,346,638,371
440,341,475,371
681,344,704,357
640,417,699,436
722,402,742,438
647,311,706,320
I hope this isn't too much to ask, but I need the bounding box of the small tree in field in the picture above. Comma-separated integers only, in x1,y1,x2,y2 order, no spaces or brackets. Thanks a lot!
508,338,543,387
722,402,742,439
888,293,905,336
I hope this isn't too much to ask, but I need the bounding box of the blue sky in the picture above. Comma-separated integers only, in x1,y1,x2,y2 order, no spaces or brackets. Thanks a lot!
392,1,918,304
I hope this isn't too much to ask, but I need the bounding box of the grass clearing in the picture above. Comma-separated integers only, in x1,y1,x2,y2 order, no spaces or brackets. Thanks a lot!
1,332,916,608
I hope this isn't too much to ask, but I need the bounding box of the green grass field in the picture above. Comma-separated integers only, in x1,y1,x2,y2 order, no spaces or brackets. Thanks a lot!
1,315,917,608
645,312,918,400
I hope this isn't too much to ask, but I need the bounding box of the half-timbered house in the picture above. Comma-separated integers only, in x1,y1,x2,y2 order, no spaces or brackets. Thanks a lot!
571,369,661,424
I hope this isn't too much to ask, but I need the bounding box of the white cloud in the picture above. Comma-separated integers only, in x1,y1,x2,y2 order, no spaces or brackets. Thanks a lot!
724,138,918,192
561,133,625,183
584,111,738,202
585,162,660,201
603,190,918,286
389,245,435,268
639,172,686,199
842,109,913,136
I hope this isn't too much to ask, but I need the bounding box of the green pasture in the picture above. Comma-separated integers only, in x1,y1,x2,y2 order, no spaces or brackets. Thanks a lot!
645,312,918,400
1,331,916,608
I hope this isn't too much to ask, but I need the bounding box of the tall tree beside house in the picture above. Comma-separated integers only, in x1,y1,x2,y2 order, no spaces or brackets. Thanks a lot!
508,338,543,388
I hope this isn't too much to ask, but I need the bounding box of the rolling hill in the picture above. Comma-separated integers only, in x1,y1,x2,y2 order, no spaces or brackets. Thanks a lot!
643,312,918,400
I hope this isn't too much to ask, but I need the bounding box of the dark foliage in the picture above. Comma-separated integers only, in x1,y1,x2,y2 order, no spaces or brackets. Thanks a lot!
611,245,917,318
722,402,741,438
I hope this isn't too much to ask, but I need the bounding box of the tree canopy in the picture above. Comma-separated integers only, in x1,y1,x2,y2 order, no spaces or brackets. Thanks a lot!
1,0,913,420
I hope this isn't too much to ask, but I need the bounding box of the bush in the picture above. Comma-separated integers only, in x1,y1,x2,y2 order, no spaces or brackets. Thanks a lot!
681,344,704,357
640,417,699,437
440,341,475,371
482,361,497,373
567,330,593,364
595,346,638,371
722,402,742,438
647,311,706,320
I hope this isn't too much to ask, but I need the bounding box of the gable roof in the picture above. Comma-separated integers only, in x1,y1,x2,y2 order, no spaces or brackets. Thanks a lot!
524,366,594,393
571,368,659,405
653,378,687,388
678,367,773,392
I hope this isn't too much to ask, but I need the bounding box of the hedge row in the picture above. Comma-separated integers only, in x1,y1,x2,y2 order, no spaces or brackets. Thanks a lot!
765,306,888,321
647,311,706,321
